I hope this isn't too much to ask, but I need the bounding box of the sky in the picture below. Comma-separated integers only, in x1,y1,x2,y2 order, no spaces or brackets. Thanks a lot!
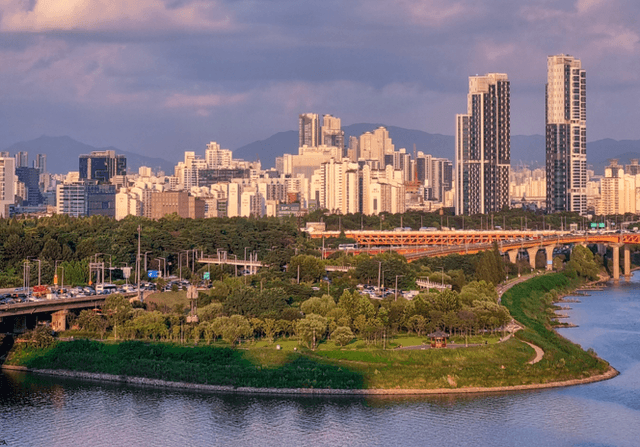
0,0,638,160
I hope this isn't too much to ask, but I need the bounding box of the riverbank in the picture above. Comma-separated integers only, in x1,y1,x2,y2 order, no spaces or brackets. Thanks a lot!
3,272,616,394
1,364,618,396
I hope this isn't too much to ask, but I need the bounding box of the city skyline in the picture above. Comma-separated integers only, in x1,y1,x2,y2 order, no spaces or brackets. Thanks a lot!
0,1,639,161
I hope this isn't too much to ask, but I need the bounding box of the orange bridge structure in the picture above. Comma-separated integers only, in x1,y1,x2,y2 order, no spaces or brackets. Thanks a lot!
308,230,640,280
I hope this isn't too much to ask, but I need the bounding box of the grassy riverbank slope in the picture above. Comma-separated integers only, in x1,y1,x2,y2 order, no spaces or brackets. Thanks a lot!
5,273,611,390
501,273,610,378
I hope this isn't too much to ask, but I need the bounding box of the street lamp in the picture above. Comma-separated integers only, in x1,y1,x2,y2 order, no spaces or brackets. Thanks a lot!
27,257,41,286
144,251,152,273
155,258,166,279
395,275,404,301
104,254,112,283
59,266,65,294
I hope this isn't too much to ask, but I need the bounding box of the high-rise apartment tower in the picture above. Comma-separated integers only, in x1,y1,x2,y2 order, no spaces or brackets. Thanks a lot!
455,73,511,215
546,54,586,214
299,113,320,148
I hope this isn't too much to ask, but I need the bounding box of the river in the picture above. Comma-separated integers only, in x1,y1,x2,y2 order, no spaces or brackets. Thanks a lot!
1,273,640,447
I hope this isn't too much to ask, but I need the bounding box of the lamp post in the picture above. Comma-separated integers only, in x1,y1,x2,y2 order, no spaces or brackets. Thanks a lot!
144,251,152,274
179,251,188,280
59,266,65,294
395,275,404,301
54,260,62,292
27,257,41,286
23,260,30,295
104,254,112,283
155,258,166,279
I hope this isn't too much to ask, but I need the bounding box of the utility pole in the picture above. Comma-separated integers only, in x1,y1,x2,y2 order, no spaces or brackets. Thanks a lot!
137,225,141,302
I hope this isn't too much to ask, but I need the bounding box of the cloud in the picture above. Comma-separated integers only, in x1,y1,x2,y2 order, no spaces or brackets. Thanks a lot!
0,0,235,33
164,92,248,116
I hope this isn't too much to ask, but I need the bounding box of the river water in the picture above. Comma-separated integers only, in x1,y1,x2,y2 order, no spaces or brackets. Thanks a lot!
2,274,640,447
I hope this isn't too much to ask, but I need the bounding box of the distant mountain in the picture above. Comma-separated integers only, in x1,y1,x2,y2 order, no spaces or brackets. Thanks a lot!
233,123,546,169
586,139,640,174
3,136,174,175
233,124,640,174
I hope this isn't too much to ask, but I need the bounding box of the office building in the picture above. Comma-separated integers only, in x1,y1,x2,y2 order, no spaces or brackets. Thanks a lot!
546,54,587,214
455,73,511,215
79,150,127,183
15,167,43,206
149,191,205,219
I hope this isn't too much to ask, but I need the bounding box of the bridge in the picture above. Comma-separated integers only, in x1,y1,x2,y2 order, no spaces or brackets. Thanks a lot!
308,230,640,280
415,278,452,291
199,252,263,275
0,292,137,333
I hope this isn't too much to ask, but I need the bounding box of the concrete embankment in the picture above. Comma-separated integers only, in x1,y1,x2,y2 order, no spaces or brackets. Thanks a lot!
1,364,619,396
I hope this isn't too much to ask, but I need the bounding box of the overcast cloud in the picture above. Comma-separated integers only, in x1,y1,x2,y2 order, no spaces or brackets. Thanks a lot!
0,0,638,160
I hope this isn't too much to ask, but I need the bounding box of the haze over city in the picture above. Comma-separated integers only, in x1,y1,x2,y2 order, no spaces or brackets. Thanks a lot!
1,0,639,160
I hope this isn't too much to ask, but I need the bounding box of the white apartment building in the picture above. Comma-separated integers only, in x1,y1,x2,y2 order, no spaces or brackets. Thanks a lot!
205,142,232,168
0,157,16,217
597,160,639,215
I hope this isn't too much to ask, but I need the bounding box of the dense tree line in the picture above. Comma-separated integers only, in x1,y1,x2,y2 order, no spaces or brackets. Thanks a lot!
72,279,512,349
0,214,302,287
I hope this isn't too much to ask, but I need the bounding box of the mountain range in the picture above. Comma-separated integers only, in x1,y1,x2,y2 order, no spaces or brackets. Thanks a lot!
4,135,175,175
4,130,640,176
234,124,640,173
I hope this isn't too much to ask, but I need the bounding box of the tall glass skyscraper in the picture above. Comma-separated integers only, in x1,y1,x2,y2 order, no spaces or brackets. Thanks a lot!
546,54,586,214
455,73,511,215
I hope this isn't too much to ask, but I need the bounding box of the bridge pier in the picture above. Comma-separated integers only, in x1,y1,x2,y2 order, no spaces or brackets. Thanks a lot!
526,247,539,269
625,245,631,279
612,244,621,281
52,310,69,332
544,245,555,271
506,249,518,265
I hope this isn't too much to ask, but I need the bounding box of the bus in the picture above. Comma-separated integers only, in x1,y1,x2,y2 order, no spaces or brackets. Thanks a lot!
96,284,117,294
338,244,357,250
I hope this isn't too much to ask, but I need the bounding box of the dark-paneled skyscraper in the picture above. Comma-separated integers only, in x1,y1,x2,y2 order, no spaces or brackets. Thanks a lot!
546,54,586,214
79,150,126,183
455,73,510,215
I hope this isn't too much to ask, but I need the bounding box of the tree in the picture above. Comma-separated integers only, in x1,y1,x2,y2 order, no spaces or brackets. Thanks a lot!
289,255,325,283
102,294,133,340
221,315,252,346
263,318,278,342
331,326,354,347
407,315,427,335
300,295,336,316
568,245,599,280
296,314,327,350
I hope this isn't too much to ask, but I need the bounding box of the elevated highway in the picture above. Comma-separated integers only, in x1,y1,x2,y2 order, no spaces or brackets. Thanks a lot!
0,293,138,318
310,230,640,280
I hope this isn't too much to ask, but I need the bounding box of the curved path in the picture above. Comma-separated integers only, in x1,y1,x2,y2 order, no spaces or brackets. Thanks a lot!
523,341,544,364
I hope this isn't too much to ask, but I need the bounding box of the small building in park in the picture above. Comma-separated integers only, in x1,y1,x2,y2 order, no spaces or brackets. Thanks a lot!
427,330,450,348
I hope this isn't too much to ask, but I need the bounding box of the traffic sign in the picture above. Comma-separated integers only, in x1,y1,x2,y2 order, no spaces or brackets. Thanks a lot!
147,270,160,278
203,272,210,280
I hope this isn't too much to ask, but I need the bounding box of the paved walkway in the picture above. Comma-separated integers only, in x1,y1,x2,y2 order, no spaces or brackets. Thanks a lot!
523,341,544,364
